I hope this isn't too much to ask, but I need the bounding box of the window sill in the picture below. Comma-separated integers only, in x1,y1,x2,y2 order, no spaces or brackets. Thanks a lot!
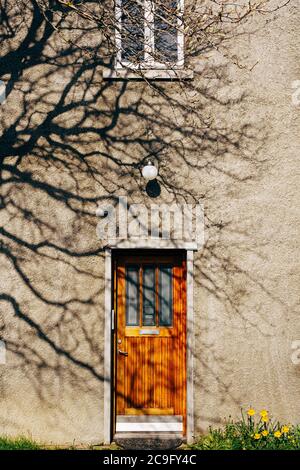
102,68,194,81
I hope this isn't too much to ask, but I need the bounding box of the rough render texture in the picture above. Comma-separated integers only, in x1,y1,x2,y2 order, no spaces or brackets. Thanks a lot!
0,1,300,445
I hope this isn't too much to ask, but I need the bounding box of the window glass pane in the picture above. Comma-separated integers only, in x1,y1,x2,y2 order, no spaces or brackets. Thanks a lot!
159,266,173,326
126,266,140,326
121,0,144,62
154,0,178,63
143,266,156,326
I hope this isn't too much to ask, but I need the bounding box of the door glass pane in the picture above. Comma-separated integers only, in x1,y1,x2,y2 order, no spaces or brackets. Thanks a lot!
143,266,156,326
159,266,173,326
126,266,140,326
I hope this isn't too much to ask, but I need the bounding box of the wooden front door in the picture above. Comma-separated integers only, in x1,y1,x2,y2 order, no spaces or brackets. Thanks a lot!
114,250,187,434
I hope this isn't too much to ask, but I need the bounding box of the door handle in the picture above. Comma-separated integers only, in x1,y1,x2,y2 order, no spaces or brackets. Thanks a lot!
118,349,128,356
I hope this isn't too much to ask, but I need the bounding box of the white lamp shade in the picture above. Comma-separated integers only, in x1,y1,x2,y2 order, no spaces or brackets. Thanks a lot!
142,162,158,181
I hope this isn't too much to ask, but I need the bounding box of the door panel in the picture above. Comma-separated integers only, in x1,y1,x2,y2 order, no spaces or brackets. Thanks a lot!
114,251,186,434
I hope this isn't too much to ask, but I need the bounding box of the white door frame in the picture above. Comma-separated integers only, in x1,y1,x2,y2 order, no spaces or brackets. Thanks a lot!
103,241,196,444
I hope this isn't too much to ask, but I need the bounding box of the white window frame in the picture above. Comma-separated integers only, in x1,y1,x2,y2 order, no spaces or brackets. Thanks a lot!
115,0,184,70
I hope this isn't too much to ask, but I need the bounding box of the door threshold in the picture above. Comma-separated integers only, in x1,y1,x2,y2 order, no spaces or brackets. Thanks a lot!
116,414,183,433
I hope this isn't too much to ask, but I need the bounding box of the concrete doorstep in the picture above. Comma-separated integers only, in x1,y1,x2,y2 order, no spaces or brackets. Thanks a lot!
114,433,183,450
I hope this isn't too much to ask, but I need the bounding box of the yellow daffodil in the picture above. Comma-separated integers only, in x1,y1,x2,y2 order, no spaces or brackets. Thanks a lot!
262,430,269,437
260,409,268,417
253,433,261,440
274,431,282,438
261,416,269,423
247,408,256,417
281,425,290,434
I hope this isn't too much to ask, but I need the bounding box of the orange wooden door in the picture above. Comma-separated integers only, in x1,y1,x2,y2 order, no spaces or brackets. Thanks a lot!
114,251,186,433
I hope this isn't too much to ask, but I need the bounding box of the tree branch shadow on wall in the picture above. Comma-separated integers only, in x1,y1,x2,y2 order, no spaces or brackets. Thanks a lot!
0,0,295,440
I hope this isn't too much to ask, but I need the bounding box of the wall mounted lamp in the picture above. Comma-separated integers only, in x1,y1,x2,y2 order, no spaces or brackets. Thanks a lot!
141,161,158,181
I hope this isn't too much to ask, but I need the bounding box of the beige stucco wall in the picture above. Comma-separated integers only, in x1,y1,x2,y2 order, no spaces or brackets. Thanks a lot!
193,3,300,433
0,1,300,445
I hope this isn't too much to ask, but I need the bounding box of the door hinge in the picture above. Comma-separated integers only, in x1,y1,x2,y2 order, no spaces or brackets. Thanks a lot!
111,309,115,331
